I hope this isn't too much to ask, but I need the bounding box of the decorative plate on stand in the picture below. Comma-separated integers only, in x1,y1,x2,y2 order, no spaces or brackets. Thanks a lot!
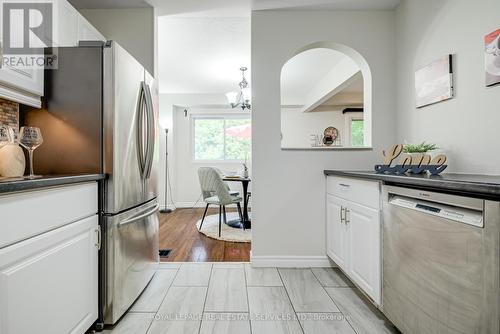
323,127,339,146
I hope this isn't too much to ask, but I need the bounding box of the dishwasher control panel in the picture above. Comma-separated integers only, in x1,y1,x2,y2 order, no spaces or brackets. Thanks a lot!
390,196,484,228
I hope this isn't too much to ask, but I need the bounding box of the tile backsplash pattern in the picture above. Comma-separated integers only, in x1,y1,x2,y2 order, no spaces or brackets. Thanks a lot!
0,98,19,131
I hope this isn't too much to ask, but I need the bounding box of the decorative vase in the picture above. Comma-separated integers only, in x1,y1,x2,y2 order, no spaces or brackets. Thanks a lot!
0,144,26,177
242,164,249,178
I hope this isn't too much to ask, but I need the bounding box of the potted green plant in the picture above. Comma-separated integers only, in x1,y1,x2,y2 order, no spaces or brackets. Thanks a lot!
403,141,447,167
402,142,438,154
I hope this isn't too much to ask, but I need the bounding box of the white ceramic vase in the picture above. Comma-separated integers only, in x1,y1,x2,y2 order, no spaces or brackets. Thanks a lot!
0,144,26,177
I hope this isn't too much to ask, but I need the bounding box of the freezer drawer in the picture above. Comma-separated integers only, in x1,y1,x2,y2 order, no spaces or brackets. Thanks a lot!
103,199,159,325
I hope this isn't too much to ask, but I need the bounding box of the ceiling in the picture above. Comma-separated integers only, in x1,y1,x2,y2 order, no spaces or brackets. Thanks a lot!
158,17,250,94
71,0,400,11
281,48,350,103
68,0,151,9
252,0,400,11
153,0,398,94
149,0,250,17
340,75,363,94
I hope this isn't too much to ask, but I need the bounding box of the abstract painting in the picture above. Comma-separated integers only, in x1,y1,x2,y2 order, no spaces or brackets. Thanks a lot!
415,55,454,108
485,29,500,87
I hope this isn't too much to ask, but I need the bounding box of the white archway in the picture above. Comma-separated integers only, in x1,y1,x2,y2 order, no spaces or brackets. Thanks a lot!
282,42,373,147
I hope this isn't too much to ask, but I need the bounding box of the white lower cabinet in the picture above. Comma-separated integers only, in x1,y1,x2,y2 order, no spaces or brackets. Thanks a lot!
326,195,348,270
0,215,99,334
326,176,381,305
346,201,380,303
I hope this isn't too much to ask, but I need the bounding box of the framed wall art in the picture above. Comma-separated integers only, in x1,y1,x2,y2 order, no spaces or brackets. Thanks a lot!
415,54,454,108
485,29,500,87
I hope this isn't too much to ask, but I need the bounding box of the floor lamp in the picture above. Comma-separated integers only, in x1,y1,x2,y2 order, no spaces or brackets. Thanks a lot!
160,128,172,214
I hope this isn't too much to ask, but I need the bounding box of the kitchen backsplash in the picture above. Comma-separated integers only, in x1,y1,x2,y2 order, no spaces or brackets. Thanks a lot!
0,98,19,131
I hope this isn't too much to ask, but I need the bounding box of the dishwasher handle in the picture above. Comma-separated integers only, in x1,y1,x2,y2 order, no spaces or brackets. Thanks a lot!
387,193,484,228
383,185,483,212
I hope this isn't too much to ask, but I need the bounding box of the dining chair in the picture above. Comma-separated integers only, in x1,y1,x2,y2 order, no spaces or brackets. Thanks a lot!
198,167,244,237
213,167,239,197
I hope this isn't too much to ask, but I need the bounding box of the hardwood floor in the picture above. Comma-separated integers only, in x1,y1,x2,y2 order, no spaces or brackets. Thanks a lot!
159,208,251,262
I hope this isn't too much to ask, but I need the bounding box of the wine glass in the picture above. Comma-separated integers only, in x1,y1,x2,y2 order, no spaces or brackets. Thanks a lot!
19,127,43,179
0,125,13,148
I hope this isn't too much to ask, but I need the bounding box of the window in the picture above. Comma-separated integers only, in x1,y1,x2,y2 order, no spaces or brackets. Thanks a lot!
345,113,365,147
350,119,364,146
193,115,251,161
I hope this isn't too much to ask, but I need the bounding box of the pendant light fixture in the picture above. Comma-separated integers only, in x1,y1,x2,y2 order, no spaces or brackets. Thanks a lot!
226,67,251,110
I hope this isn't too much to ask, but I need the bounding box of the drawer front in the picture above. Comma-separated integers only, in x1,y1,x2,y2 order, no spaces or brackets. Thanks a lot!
326,176,380,209
0,182,98,248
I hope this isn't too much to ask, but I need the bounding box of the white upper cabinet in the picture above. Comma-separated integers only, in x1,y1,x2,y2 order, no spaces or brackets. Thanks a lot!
0,0,105,106
0,66,44,107
0,0,44,106
53,0,79,47
77,15,106,43
52,0,106,46
326,176,381,305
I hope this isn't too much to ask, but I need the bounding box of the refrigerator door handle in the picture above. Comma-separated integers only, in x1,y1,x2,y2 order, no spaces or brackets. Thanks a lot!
118,203,159,228
136,82,148,179
143,83,155,180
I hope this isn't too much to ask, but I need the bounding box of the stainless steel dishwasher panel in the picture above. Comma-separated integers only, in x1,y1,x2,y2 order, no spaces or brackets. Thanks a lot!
382,185,499,334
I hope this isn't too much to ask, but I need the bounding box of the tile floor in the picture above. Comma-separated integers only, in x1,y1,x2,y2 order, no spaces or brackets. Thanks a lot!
103,263,399,334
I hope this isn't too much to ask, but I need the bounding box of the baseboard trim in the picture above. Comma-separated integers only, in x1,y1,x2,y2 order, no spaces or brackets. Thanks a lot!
173,202,253,209
160,205,178,211
250,255,333,268
175,202,206,208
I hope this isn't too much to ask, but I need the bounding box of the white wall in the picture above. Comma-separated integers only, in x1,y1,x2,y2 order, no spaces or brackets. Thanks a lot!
281,108,347,148
395,0,500,174
80,8,155,74
251,10,396,263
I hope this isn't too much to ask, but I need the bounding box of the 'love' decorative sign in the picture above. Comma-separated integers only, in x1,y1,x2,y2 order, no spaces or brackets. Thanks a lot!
374,144,448,175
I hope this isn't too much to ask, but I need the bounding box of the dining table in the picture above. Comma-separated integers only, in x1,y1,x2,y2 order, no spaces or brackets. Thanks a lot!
223,176,251,229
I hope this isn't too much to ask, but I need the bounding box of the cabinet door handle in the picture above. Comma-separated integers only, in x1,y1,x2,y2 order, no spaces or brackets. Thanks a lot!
340,206,346,223
95,226,101,250
339,183,351,188
345,208,350,224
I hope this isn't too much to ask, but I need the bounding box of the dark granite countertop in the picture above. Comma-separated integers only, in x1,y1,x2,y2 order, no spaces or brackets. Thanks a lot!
324,170,500,199
0,174,106,194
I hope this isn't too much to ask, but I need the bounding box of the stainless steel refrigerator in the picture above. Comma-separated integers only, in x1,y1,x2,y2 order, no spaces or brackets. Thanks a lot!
22,41,160,326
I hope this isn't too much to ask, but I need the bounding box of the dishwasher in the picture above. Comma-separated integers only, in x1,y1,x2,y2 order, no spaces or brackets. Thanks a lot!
382,185,499,334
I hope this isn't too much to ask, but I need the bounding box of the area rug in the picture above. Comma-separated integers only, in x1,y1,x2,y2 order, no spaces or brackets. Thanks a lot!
196,212,251,243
